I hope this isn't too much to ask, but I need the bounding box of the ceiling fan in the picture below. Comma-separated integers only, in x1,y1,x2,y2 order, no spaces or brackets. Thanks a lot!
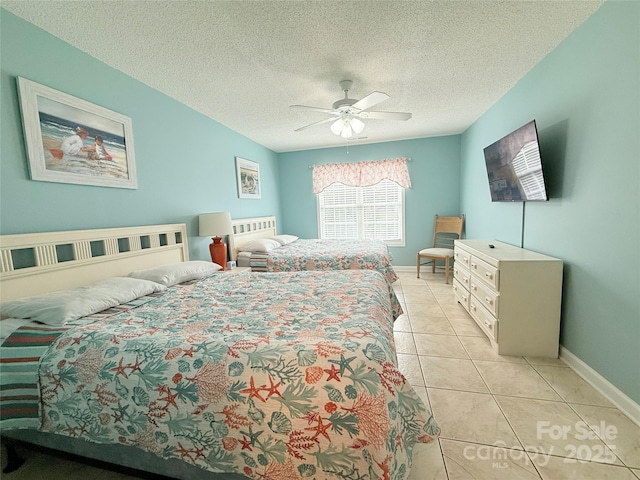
291,80,412,139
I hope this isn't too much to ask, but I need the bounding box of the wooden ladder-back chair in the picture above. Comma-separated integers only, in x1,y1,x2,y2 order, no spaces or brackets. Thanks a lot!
417,214,465,283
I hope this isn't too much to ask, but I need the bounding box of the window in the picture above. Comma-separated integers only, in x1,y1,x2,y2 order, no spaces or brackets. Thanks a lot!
317,179,405,246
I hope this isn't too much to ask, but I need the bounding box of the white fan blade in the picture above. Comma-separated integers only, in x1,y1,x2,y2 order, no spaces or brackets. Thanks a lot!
362,111,412,121
294,117,336,132
290,104,336,114
351,91,390,111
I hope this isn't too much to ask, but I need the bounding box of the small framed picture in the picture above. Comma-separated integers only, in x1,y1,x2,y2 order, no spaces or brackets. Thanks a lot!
235,157,261,199
17,77,137,189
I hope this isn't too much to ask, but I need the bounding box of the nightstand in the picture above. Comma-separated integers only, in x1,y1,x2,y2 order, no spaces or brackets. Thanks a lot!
221,266,251,275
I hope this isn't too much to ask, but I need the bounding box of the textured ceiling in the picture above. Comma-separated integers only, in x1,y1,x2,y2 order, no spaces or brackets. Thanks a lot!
3,1,602,153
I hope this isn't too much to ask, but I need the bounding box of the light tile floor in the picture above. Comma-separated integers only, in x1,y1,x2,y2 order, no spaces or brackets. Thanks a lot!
1,270,639,480
395,270,640,480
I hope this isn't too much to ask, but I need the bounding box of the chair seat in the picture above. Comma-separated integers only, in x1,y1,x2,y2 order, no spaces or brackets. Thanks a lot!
417,214,464,283
418,247,454,257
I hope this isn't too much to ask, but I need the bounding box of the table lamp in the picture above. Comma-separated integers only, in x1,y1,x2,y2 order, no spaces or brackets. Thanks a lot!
199,212,233,270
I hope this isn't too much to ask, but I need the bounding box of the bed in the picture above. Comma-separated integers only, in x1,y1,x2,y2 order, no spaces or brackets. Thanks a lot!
229,216,399,284
0,224,438,480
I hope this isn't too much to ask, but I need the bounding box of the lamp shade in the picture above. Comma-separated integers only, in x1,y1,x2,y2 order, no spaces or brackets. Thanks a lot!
199,212,232,237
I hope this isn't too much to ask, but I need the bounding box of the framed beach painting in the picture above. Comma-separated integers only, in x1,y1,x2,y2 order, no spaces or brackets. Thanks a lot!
235,157,261,199
17,77,137,189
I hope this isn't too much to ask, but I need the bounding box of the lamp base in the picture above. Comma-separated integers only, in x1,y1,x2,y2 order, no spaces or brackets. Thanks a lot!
209,237,227,271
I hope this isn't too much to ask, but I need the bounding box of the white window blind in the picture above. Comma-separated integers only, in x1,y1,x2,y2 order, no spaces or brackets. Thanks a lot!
318,179,405,246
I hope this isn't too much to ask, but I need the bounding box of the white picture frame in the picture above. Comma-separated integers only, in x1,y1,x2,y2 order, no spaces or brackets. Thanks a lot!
17,77,137,189
235,157,261,199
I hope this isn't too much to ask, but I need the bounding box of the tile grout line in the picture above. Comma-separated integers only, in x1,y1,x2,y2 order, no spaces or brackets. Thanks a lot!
423,276,534,478
398,273,639,478
422,276,538,479
564,402,629,468
444,286,547,479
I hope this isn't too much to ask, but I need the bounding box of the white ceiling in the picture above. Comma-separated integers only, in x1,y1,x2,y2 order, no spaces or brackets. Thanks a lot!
3,1,602,153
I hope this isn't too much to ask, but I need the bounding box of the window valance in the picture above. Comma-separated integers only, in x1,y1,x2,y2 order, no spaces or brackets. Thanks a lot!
312,157,412,194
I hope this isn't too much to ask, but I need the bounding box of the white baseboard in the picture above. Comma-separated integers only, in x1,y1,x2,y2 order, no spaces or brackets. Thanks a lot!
393,266,416,273
394,265,451,272
394,265,640,426
560,346,640,427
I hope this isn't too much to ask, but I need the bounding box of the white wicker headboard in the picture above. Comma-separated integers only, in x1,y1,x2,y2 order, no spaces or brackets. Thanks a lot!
0,224,188,302
228,216,277,261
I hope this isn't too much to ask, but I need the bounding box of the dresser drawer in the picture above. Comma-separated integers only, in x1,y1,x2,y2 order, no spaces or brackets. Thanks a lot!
469,255,499,290
453,279,470,310
469,278,500,317
470,296,499,342
454,247,471,269
453,264,470,290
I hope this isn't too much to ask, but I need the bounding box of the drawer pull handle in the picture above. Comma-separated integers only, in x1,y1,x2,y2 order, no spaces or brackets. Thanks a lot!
471,263,477,268
485,297,493,305
472,285,477,291
485,272,493,279
483,321,491,329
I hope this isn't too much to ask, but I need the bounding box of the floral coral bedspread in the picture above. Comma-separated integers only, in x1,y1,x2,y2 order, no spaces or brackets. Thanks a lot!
38,270,437,480
249,239,399,284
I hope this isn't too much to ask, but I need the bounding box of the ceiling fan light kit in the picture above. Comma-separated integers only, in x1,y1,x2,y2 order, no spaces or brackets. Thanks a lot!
291,80,412,139
331,116,364,139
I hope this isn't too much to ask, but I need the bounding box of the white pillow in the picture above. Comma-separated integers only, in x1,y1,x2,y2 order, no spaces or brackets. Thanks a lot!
240,238,281,252
270,234,299,246
1,277,166,327
128,261,221,286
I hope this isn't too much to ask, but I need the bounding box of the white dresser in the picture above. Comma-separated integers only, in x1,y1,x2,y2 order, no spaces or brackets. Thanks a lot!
453,240,563,358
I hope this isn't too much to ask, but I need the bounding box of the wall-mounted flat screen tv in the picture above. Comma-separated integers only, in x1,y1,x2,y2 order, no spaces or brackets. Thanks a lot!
483,120,548,202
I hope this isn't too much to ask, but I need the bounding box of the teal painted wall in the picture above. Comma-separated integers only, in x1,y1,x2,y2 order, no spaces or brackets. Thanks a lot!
460,2,639,403
278,136,461,266
0,10,281,260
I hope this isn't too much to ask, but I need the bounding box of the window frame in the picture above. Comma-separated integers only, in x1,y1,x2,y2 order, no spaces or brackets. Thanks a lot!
316,180,406,247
